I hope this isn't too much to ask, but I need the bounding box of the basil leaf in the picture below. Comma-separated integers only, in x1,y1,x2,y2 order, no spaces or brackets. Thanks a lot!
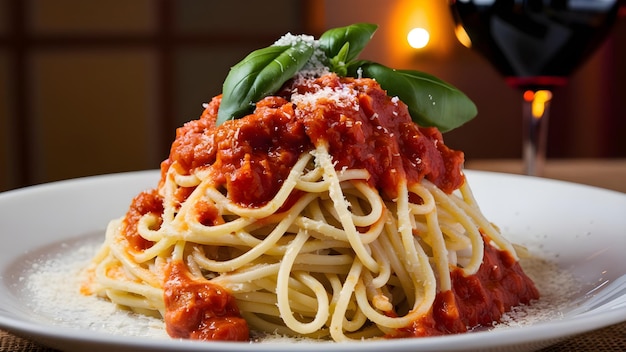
348,61,477,132
328,42,350,76
216,42,314,125
319,23,377,73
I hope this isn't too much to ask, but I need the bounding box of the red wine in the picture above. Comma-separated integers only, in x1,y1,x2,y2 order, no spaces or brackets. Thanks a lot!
451,0,622,89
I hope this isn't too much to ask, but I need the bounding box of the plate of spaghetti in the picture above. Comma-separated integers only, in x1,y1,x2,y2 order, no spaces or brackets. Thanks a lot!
1,24,625,352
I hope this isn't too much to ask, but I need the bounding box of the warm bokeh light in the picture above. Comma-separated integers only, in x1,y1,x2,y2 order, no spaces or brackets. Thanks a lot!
524,90,553,119
454,24,472,48
407,27,430,49
523,90,534,101
386,0,458,66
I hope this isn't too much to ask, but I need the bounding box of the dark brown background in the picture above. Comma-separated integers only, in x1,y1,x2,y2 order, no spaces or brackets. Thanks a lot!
1,0,624,191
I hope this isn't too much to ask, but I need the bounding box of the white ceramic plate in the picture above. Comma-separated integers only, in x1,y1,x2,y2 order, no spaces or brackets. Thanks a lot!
1,170,625,352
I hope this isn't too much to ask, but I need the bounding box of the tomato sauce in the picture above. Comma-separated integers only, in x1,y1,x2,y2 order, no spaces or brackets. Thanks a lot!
161,73,464,207
123,73,534,341
391,235,540,337
122,189,162,251
163,261,249,341
295,74,464,198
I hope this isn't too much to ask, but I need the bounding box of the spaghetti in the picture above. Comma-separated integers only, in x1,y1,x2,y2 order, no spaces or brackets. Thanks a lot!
83,65,538,341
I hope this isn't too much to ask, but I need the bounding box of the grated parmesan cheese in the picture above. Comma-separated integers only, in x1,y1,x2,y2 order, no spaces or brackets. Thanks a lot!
291,85,359,111
273,33,330,79
22,237,168,338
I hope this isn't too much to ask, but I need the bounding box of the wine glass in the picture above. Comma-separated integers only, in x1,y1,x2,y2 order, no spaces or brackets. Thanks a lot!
450,0,623,175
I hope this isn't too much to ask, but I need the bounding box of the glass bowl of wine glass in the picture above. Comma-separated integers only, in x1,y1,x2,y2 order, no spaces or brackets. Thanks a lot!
450,0,624,175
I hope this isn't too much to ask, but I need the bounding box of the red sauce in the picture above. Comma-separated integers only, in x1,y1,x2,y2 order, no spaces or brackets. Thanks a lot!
122,73,535,341
161,73,464,207
163,261,249,341
122,189,162,251
391,235,540,337
296,74,464,198
161,95,310,207
194,200,224,226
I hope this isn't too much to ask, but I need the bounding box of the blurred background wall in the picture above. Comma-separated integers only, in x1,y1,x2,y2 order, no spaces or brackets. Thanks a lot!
1,0,625,192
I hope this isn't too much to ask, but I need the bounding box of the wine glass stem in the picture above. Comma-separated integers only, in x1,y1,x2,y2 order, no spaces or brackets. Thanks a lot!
522,89,552,176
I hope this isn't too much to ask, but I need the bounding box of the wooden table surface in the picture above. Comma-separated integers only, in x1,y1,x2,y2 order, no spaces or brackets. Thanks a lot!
465,158,626,193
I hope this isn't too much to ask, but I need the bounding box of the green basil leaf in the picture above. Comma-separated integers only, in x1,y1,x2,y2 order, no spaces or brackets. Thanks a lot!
348,61,477,132
216,42,314,125
319,23,377,72
329,42,350,76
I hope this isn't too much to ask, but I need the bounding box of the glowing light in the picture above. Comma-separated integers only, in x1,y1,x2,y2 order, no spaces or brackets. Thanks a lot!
454,24,472,48
524,90,553,119
407,27,430,49
523,90,534,102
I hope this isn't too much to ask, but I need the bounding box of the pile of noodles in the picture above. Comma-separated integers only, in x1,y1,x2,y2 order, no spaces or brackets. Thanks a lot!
83,73,538,342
